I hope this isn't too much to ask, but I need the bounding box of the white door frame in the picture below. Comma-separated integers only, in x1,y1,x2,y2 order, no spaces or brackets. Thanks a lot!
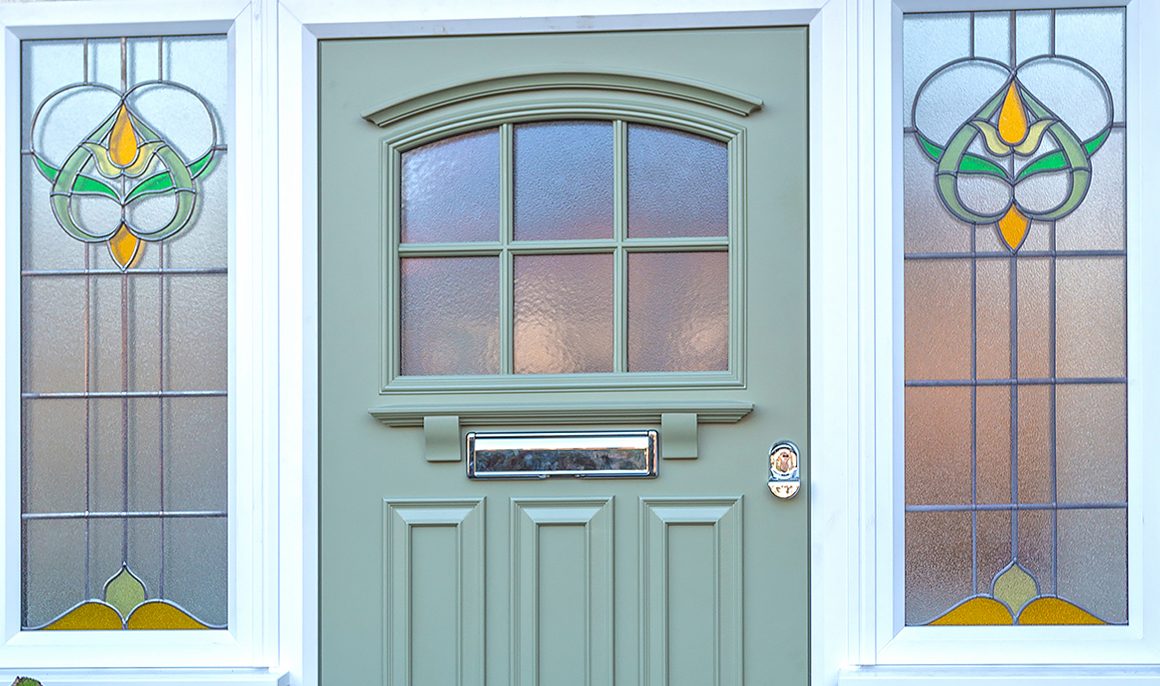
0,0,1154,684
277,1,858,685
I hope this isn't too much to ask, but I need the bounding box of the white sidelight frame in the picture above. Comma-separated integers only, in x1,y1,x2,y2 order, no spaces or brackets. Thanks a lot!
0,0,292,683
0,0,1154,685
829,0,1160,684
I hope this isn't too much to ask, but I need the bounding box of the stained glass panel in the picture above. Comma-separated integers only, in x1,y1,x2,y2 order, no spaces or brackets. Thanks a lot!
902,8,1127,626
20,36,228,630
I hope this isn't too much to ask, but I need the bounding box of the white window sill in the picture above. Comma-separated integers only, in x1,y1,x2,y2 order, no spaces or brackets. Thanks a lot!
839,665,1160,685
0,668,288,686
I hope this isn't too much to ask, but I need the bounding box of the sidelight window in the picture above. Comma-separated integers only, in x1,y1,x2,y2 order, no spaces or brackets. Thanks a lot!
20,35,228,631
902,8,1127,627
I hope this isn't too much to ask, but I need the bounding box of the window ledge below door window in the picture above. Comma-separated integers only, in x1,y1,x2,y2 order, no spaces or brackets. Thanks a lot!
839,665,1160,685
0,668,288,686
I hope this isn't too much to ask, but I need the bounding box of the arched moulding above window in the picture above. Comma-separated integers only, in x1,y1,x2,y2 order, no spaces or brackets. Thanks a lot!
360,69,764,128
368,66,757,397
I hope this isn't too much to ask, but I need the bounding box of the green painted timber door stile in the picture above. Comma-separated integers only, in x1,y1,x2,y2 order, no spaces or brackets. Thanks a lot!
320,28,809,685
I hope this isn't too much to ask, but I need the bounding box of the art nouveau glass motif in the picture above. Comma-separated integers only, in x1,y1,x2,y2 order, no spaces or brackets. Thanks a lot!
903,9,1127,626
21,36,227,630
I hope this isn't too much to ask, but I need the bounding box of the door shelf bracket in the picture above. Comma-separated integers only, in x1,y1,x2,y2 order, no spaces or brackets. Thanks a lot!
367,401,754,463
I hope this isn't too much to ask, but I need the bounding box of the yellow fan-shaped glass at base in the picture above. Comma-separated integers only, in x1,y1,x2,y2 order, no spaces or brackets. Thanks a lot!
37,598,213,630
125,601,212,630
1018,597,1108,625
928,597,1014,625
40,601,123,630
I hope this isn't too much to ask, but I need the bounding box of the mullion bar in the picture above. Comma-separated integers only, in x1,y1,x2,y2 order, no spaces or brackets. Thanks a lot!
396,237,731,256
159,240,167,597
1050,219,1059,595
21,267,227,277
499,123,514,375
613,120,628,373
905,377,1126,387
971,220,979,592
1010,252,1019,558
906,502,1126,513
23,510,228,520
905,249,1125,260
23,390,226,399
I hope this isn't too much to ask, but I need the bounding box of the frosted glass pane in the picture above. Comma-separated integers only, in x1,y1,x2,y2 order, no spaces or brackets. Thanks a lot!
1057,384,1126,504
627,252,727,372
401,129,499,243
164,517,228,626
904,260,971,380
400,257,499,375
162,36,230,146
514,253,613,374
977,511,1012,594
1056,129,1125,251
973,12,1010,64
1055,8,1126,122
905,511,973,625
166,275,228,391
1017,259,1051,380
976,259,1010,380
1015,10,1051,64
23,399,87,514
23,519,86,628
1016,385,1052,503
514,122,613,241
21,40,85,133
905,387,972,506
22,276,87,393
627,125,727,238
1056,258,1126,378
976,386,1011,504
1018,510,1053,594
903,137,970,254
902,13,971,128
163,397,228,512
1058,509,1127,623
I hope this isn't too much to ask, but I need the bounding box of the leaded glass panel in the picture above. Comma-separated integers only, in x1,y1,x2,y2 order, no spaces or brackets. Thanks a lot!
902,9,1127,626
20,36,228,630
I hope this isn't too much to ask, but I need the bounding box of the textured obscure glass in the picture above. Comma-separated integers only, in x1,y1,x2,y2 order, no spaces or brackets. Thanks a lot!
400,257,500,375
20,35,228,630
975,386,1011,504
904,259,971,380
628,252,728,372
514,122,613,241
975,259,1010,379
905,511,973,626
1056,258,1126,378
392,119,733,379
903,8,1127,626
1056,384,1127,503
514,254,613,374
628,125,728,238
401,128,499,243
904,387,972,506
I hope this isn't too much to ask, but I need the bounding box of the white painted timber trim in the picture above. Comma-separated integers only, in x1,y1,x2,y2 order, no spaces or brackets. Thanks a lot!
0,668,287,686
0,0,285,677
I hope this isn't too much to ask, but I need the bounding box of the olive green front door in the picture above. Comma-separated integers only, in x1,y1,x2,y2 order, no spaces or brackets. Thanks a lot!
320,27,808,685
